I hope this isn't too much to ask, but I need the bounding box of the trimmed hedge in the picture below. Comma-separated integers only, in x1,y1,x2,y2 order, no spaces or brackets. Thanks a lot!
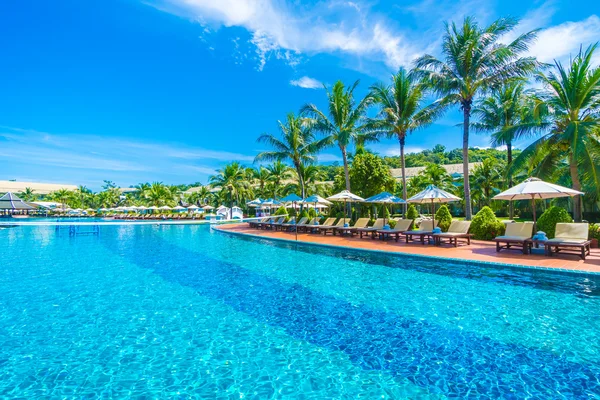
274,206,288,216
470,206,505,240
435,205,452,232
537,206,573,238
406,204,419,220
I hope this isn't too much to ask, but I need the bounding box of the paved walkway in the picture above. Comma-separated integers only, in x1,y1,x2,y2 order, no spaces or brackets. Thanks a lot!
216,223,600,274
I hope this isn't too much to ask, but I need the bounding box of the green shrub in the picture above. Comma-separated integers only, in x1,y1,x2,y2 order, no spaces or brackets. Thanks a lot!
589,224,600,241
536,206,573,238
299,209,309,220
406,204,419,220
335,211,345,219
435,205,453,232
470,206,505,240
307,208,317,218
274,206,288,216
388,219,397,229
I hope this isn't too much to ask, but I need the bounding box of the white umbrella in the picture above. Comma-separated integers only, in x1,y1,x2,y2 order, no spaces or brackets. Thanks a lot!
187,205,200,210
148,206,159,210
493,177,584,226
137,206,148,210
173,205,186,211
364,192,406,225
407,185,461,227
202,205,215,210
327,190,364,225
159,205,172,210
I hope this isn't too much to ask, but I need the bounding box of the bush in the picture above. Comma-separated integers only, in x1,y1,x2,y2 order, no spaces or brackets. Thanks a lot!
470,206,505,240
435,205,453,232
406,204,419,220
589,224,600,241
274,206,288,216
335,211,345,219
536,206,573,238
307,208,317,218
388,219,397,229
299,209,309,220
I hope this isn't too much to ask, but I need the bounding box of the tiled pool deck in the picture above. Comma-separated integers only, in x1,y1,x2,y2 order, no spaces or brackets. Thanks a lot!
216,223,600,274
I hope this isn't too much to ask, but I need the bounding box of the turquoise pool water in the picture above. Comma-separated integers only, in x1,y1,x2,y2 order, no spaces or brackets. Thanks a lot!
2,224,600,398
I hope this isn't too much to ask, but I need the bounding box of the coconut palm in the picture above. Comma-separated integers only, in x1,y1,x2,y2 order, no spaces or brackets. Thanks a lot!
19,187,37,202
472,81,540,217
255,113,328,198
209,162,253,209
301,80,373,191
369,67,441,213
512,44,600,221
470,158,503,208
415,16,539,219
146,182,174,206
419,163,454,190
52,188,73,210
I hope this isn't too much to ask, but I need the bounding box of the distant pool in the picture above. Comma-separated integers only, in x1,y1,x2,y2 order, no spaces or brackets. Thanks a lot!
2,224,600,397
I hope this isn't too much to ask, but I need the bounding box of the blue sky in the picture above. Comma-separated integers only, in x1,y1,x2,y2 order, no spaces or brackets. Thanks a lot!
1,0,599,190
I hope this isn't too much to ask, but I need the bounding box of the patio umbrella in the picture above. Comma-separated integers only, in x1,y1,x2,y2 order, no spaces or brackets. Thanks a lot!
246,198,263,207
187,205,200,210
281,193,304,240
364,192,406,225
407,185,461,228
159,205,172,210
0,192,36,211
301,195,332,208
492,177,584,227
327,190,365,225
173,205,186,211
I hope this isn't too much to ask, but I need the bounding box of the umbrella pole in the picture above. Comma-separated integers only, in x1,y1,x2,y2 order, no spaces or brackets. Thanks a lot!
532,196,537,232
432,199,435,229
294,201,298,241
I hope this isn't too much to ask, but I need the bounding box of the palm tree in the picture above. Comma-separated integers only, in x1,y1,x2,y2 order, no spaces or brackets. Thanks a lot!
209,162,253,212
53,188,73,210
265,161,292,198
255,113,328,198
19,187,37,202
251,167,271,198
470,158,503,209
419,163,454,190
369,67,441,213
512,44,600,221
472,81,540,217
301,80,373,191
415,16,539,219
146,182,173,206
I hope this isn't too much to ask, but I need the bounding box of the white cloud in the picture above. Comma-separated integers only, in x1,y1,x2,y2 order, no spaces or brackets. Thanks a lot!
290,76,323,89
527,15,600,64
150,0,421,70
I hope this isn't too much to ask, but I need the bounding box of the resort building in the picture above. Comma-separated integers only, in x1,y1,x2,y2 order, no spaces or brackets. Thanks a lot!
389,162,481,181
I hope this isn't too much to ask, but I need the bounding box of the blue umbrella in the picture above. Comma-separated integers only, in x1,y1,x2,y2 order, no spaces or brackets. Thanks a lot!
364,192,406,224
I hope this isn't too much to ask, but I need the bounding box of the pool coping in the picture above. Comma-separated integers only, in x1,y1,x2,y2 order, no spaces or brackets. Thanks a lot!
214,225,600,278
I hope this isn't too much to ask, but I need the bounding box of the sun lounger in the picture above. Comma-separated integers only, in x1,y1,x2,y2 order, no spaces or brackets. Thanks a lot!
493,222,534,254
401,220,439,244
296,218,319,233
281,217,306,231
544,223,591,260
263,217,284,230
356,218,385,239
318,218,345,235
248,218,265,228
376,219,414,241
433,221,473,247
274,217,294,231
335,218,371,236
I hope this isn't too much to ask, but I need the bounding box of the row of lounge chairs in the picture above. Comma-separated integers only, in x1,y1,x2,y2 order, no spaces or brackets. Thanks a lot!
112,213,199,220
248,217,593,260
247,217,474,246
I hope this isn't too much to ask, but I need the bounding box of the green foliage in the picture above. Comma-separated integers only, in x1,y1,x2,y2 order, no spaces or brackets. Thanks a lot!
299,209,309,220
435,205,453,232
388,219,397,229
406,204,419,220
348,152,395,198
335,211,345,219
470,206,505,240
536,206,573,238
307,208,317,218
274,206,288,216
589,224,600,242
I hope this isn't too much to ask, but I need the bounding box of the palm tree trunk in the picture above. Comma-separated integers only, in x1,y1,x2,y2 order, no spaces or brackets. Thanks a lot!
462,105,473,220
341,147,351,191
399,135,407,217
569,154,583,222
507,142,514,219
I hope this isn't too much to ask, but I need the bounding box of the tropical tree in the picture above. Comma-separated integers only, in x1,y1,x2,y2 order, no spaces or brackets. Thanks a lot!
418,163,454,190
209,162,253,211
470,158,503,209
472,81,539,217
145,182,174,206
52,188,73,209
415,16,539,219
301,80,373,191
255,113,327,198
264,161,292,198
19,187,37,202
369,67,440,211
512,44,600,221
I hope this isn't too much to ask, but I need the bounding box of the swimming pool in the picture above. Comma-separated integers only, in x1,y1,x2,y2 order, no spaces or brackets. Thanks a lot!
2,224,599,397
